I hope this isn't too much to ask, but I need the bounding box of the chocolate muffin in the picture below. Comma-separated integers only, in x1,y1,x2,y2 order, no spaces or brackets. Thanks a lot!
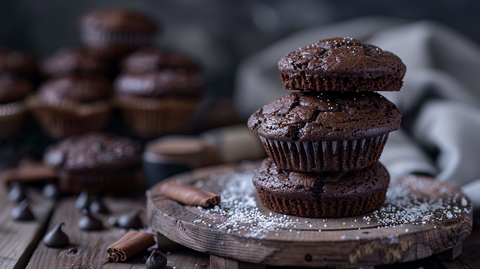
0,47,38,79
0,74,33,139
43,132,142,194
278,37,406,92
29,74,113,138
114,69,206,138
248,91,401,172
253,158,390,218
41,47,109,78
121,47,200,73
79,8,159,58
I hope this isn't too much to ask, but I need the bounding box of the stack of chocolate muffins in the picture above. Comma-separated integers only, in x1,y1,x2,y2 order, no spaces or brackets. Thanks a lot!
248,37,405,218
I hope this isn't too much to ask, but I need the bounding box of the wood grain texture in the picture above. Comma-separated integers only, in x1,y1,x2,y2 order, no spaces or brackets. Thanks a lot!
210,255,266,269
26,197,148,269
0,185,53,269
147,163,473,268
439,224,480,269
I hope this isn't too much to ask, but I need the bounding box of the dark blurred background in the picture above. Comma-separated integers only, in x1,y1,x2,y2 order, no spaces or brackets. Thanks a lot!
1,0,479,97
1,0,479,168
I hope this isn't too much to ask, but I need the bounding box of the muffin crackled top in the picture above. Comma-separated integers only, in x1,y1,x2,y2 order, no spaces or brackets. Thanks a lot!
278,37,406,91
248,91,402,142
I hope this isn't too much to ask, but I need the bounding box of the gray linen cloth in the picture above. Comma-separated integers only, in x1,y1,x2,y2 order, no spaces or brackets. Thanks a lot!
233,16,480,208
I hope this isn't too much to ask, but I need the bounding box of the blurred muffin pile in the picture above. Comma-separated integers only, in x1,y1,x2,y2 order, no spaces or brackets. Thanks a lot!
0,48,36,140
114,48,206,138
0,8,210,194
31,8,205,140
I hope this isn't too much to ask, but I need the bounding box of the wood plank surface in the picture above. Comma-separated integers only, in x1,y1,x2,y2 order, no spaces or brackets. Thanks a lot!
24,195,213,269
0,184,54,269
148,163,473,268
26,196,148,269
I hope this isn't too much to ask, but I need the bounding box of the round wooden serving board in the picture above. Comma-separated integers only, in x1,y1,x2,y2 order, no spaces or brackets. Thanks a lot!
147,163,473,268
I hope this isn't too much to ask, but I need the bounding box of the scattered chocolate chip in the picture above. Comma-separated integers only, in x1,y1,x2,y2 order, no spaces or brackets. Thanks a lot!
9,181,27,203
305,254,313,262
78,208,103,231
43,182,60,199
89,197,110,214
146,250,167,269
68,248,77,254
10,199,35,221
118,209,143,229
108,217,118,226
75,190,91,210
43,222,69,248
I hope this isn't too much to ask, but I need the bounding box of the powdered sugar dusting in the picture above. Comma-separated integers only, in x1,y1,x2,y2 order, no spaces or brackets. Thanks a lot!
369,175,470,225
196,170,306,238
193,171,471,238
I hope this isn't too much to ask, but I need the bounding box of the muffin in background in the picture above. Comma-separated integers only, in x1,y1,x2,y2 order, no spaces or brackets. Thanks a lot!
43,132,142,194
0,74,33,139
114,48,206,139
28,74,113,138
121,47,200,73
0,47,38,80
79,8,159,59
41,47,110,78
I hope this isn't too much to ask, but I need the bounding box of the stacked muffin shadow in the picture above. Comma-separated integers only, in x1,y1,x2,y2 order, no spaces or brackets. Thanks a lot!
248,37,405,218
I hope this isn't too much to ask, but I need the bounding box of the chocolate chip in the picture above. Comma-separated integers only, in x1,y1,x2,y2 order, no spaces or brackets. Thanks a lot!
75,190,91,211
68,248,77,254
117,209,143,229
78,208,103,231
9,181,27,203
10,199,35,221
43,182,60,199
146,250,167,269
108,217,118,226
89,197,110,214
43,222,69,248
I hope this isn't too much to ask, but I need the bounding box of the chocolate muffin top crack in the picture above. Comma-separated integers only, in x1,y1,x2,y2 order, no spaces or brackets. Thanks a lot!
248,91,401,141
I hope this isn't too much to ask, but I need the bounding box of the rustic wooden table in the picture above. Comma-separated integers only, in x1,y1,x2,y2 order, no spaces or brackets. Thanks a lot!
1,183,479,269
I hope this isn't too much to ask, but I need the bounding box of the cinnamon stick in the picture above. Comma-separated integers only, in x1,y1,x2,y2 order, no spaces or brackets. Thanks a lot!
106,230,155,262
158,181,221,207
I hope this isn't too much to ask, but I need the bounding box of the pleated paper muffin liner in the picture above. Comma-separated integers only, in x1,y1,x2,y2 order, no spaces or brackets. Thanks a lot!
27,96,113,139
57,167,138,195
81,30,154,46
259,133,389,172
255,188,388,218
81,30,154,58
0,101,28,140
115,96,205,139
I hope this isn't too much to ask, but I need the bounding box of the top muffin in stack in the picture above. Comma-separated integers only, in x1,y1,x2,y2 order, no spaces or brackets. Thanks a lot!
248,37,405,218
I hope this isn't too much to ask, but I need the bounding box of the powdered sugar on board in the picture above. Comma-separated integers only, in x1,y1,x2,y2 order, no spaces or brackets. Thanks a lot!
193,171,471,238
